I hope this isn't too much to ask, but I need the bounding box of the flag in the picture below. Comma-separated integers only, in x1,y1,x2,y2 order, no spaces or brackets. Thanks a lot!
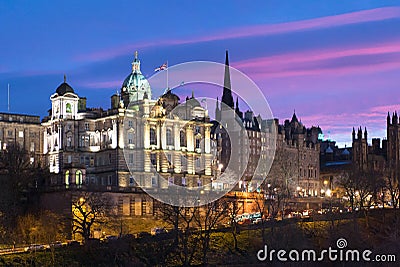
154,62,167,72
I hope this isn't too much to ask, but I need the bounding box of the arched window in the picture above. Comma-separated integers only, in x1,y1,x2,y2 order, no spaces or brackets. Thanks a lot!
150,128,156,145
66,103,72,113
166,129,173,146
76,170,82,186
65,171,70,186
180,130,186,147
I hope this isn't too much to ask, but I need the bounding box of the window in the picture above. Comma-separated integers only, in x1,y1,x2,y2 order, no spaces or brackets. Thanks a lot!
166,129,173,146
8,130,12,137
195,138,200,149
19,131,23,138
67,136,72,147
108,175,113,186
150,128,156,145
197,178,202,186
66,103,72,113
128,153,134,164
168,177,174,186
150,154,157,166
195,126,201,134
128,132,134,144
67,155,72,163
129,176,135,186
167,154,172,165
182,177,186,187
75,170,82,186
180,130,186,147
85,156,90,167
85,122,89,131
151,176,157,187
128,120,133,128
196,158,201,168
30,142,35,152
109,153,112,164
65,171,70,186
142,199,147,215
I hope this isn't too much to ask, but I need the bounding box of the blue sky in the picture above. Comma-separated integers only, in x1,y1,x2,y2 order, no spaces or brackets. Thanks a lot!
1,0,400,146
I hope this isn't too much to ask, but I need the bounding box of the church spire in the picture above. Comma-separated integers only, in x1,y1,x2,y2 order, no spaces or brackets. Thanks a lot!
221,50,234,110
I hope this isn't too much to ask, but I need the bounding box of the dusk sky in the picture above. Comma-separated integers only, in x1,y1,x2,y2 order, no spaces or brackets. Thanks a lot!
1,0,400,146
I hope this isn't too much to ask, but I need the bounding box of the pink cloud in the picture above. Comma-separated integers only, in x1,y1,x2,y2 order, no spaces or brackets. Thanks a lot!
233,41,400,79
77,80,122,89
74,7,400,62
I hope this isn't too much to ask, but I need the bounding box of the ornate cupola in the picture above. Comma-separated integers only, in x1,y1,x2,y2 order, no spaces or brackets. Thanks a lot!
121,51,152,107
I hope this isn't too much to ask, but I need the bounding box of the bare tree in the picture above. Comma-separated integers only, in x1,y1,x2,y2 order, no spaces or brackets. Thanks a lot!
0,144,48,243
194,199,228,265
155,201,199,266
72,192,111,243
385,167,400,209
225,195,241,251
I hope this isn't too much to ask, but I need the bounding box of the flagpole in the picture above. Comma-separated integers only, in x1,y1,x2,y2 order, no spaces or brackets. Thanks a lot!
7,83,10,112
166,60,169,90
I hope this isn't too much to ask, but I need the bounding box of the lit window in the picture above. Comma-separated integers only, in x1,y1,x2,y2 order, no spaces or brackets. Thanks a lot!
66,103,72,113
19,131,23,138
76,170,82,185
65,171,70,186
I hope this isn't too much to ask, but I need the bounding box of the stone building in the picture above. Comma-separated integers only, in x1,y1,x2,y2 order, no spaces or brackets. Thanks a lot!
213,51,320,197
40,52,214,216
0,112,43,163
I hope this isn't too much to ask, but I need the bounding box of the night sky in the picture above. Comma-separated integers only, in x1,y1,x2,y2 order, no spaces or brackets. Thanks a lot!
1,0,400,146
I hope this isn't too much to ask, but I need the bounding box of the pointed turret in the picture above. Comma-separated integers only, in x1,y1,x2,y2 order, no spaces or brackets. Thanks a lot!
215,97,221,121
235,97,243,119
364,127,368,140
221,50,234,110
387,112,391,125
352,127,356,141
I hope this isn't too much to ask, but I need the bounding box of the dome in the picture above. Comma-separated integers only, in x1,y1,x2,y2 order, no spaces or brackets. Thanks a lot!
325,146,333,153
341,148,350,155
56,75,75,95
185,91,201,107
121,51,152,104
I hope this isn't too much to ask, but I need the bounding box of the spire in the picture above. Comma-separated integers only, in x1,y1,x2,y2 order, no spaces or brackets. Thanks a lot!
387,112,391,125
215,97,221,121
64,74,66,83
191,90,194,99
364,127,368,140
235,97,242,119
352,127,356,141
131,51,141,73
221,50,234,109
